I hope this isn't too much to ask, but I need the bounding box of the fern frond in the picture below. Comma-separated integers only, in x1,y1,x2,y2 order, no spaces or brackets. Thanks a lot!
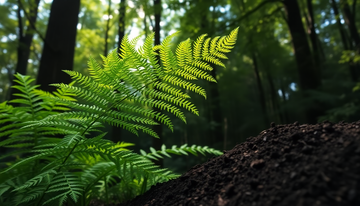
14,185,47,206
0,28,238,206
140,144,223,160
13,169,56,192
193,34,207,60
43,172,83,205
162,75,207,98
159,32,179,73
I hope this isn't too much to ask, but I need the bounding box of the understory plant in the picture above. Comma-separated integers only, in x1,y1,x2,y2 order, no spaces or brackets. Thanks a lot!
0,28,238,206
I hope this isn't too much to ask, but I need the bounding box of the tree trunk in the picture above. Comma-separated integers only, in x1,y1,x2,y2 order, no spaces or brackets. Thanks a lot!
282,0,320,123
306,0,321,77
279,79,290,123
36,0,80,92
112,0,126,142
341,0,360,81
266,71,282,123
15,0,40,75
331,0,351,49
332,0,358,82
208,67,224,147
201,0,224,148
152,0,163,167
104,0,112,57
117,0,126,50
252,52,269,126
10,0,41,100
341,0,360,51
283,0,320,90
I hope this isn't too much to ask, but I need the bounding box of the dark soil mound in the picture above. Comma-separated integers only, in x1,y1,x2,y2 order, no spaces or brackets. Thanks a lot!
122,121,360,206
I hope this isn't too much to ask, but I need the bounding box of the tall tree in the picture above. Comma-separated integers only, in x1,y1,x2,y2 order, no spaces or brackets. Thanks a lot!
36,0,80,92
10,0,41,100
305,0,322,75
104,0,112,57
153,0,163,167
112,0,126,142
341,0,360,52
15,0,41,76
252,52,269,125
117,0,126,51
282,0,320,123
331,0,359,81
208,0,226,148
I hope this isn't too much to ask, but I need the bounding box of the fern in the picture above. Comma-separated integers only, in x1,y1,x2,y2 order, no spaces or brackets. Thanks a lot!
0,28,238,205
140,144,223,161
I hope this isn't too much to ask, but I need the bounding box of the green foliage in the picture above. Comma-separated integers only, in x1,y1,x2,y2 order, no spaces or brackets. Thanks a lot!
339,50,360,64
0,28,238,205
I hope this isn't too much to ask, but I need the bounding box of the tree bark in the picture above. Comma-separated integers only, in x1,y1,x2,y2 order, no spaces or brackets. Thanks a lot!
342,0,360,51
112,0,126,142
282,0,320,123
331,0,358,82
104,0,112,57
117,0,126,50
15,0,40,76
152,0,163,167
10,0,41,101
266,71,282,123
252,52,269,126
208,66,224,146
282,0,320,90
306,0,321,76
279,79,290,123
36,0,80,92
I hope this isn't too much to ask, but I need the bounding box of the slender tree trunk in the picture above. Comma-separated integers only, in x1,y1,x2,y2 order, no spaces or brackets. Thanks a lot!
112,0,126,142
15,0,40,75
341,0,360,81
104,0,112,57
117,0,126,50
342,0,360,51
252,52,269,126
10,0,41,100
332,0,351,49
202,0,224,148
332,0,358,82
153,0,163,167
283,0,320,90
266,72,282,123
306,0,321,77
209,66,224,147
282,0,320,123
279,79,290,123
36,0,80,92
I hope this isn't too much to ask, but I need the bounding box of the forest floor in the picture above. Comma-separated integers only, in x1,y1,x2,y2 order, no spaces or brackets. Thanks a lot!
112,121,360,206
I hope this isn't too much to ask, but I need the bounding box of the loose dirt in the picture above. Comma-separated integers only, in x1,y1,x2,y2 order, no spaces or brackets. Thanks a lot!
120,121,360,206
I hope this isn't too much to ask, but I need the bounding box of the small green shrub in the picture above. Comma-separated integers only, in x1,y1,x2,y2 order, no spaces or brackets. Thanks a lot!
0,28,238,206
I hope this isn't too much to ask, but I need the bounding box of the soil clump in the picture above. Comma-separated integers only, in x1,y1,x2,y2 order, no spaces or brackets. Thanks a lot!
119,121,360,206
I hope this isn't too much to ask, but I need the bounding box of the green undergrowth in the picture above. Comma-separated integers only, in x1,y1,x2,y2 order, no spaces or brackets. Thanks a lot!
0,28,238,206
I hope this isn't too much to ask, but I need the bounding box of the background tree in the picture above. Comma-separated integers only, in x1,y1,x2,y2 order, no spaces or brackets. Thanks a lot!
282,0,321,123
153,0,163,167
36,0,80,92
9,0,41,101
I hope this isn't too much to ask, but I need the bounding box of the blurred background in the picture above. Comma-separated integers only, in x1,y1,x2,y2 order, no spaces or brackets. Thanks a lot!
0,0,359,172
